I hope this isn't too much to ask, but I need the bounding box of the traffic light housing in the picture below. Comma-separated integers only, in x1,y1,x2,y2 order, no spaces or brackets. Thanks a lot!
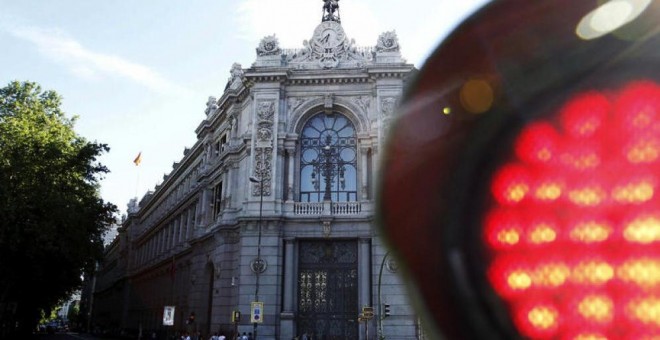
379,1,660,339
383,304,391,318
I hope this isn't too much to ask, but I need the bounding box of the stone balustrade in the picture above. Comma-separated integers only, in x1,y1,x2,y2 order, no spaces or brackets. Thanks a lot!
291,201,363,215
331,201,362,215
293,202,325,215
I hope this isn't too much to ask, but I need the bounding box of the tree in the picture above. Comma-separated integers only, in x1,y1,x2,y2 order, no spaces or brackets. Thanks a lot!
0,81,117,337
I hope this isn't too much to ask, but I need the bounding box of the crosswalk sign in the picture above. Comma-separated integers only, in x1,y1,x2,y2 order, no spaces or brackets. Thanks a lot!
251,302,263,323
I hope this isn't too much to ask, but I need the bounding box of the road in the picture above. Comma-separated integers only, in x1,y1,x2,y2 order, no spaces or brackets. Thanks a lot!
33,333,125,340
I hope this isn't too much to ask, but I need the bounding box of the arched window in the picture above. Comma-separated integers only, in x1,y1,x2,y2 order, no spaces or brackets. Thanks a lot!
300,112,357,202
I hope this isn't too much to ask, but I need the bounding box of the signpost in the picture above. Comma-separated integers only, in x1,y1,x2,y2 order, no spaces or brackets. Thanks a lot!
231,310,240,338
360,306,374,339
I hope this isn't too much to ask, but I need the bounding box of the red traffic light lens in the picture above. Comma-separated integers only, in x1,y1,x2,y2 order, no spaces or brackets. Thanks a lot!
486,80,660,339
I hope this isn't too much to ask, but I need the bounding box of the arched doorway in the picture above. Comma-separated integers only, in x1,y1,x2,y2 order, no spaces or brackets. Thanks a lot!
296,240,359,339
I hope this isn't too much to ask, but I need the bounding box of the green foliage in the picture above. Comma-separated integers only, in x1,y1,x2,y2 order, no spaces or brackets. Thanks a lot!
67,301,79,321
0,81,117,335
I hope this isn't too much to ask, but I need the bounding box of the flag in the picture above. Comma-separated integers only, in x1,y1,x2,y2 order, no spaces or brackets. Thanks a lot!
133,152,142,166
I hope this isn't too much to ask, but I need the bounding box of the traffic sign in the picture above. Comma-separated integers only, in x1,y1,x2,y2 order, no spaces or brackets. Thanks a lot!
361,306,374,319
251,302,263,323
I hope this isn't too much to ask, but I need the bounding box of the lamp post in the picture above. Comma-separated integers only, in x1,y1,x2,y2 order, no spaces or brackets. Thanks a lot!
377,251,390,340
248,175,265,339
311,135,346,201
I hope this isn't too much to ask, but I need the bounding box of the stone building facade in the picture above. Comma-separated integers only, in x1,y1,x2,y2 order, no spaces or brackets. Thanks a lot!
90,3,417,339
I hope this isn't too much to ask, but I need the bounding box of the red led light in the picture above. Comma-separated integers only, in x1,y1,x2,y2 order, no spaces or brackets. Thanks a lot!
485,80,660,339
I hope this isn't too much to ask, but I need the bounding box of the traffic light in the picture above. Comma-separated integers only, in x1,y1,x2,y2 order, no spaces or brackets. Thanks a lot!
383,304,391,318
379,1,660,339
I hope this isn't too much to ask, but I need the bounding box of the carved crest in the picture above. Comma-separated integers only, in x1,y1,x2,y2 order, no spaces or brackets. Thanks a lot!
256,35,281,56
257,124,272,142
376,31,400,52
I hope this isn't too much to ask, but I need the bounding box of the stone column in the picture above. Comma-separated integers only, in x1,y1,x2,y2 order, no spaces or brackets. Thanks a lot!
187,206,194,241
198,189,208,228
286,147,296,201
358,238,371,339
224,168,232,209
283,238,295,311
360,146,370,200
358,238,371,304
280,238,296,339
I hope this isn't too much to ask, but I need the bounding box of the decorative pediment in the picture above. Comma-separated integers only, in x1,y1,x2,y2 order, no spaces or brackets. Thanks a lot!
286,21,373,70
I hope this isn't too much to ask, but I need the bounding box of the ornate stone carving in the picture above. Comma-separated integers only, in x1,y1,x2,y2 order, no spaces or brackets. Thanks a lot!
256,101,275,147
230,63,243,80
257,126,272,143
286,21,372,69
322,220,332,237
256,34,281,56
288,97,305,111
252,147,272,196
257,101,275,121
253,100,275,196
322,0,340,23
127,198,138,214
324,94,334,111
376,31,400,53
354,96,370,113
380,97,397,118
205,96,218,116
381,97,398,140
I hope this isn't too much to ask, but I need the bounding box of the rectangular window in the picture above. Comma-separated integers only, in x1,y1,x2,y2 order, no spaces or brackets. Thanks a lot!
220,135,227,151
212,182,223,220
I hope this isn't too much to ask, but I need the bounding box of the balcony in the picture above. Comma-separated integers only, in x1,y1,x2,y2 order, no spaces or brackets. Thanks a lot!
288,201,369,216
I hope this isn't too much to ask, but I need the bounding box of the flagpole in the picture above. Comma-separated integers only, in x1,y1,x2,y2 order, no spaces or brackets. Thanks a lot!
133,152,142,199
135,170,140,199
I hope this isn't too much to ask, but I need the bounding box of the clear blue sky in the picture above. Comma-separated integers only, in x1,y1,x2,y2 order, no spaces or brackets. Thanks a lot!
0,0,489,216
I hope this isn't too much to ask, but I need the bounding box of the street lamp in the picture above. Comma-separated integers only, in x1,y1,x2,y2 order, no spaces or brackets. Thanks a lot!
378,251,390,340
310,135,346,201
248,175,265,339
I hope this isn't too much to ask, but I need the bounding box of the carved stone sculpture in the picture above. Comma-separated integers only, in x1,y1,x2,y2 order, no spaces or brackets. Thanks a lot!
376,31,400,52
256,35,281,56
